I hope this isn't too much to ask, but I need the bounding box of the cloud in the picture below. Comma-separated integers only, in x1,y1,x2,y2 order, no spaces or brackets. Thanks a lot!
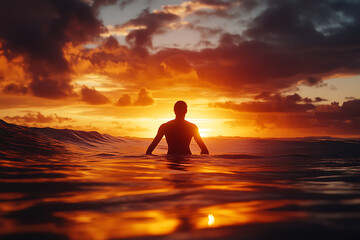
4,112,73,125
115,94,132,106
81,86,110,105
150,0,360,93
30,75,75,99
6,0,358,102
61,0,360,100
115,88,155,107
120,8,179,55
133,88,155,106
315,99,360,120
302,97,327,103
300,76,327,87
211,93,317,113
161,55,192,73
246,99,360,135
162,0,239,18
92,0,118,10
2,83,28,95
102,36,121,50
0,0,104,99
185,24,223,39
119,0,137,10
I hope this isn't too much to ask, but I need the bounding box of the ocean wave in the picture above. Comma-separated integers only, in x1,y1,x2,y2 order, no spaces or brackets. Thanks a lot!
0,119,115,156
0,119,65,157
32,127,108,146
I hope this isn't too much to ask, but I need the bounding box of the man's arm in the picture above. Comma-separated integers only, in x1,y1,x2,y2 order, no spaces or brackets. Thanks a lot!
193,126,209,154
146,125,165,155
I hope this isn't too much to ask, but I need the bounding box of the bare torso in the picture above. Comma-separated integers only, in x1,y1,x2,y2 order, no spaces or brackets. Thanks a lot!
146,118,208,155
161,120,196,155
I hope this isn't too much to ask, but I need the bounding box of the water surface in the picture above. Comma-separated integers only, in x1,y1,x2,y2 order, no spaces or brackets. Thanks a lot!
1,120,360,240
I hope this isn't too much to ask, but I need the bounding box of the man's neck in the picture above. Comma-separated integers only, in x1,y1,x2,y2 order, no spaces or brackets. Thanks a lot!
175,115,185,121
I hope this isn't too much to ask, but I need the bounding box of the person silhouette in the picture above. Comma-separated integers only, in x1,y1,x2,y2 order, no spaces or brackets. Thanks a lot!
146,101,209,155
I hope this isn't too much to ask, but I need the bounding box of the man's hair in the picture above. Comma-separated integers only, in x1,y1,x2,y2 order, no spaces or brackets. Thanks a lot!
174,100,187,115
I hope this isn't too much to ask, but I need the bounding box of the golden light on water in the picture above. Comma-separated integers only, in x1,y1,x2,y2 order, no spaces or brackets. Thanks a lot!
208,214,215,226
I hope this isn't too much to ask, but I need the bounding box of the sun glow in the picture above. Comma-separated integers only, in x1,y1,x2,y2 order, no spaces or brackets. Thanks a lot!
199,128,210,137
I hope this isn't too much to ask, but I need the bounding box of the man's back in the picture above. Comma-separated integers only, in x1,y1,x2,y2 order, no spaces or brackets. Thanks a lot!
161,119,196,155
146,101,209,155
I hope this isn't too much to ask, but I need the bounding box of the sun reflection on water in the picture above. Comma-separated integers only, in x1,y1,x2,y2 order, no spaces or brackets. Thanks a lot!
208,214,215,226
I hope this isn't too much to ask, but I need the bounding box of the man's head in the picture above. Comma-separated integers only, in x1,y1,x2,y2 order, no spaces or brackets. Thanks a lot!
174,101,187,117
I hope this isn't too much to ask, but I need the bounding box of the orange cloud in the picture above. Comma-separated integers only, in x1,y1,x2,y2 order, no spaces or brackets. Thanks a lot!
211,93,316,113
81,86,110,105
250,99,360,135
115,94,132,106
4,112,73,125
115,88,155,107
0,0,103,99
133,88,154,106
2,83,28,95
161,55,192,73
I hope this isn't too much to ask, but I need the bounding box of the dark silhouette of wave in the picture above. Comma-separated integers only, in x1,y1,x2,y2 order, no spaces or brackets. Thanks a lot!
0,119,65,156
32,127,108,146
0,119,114,156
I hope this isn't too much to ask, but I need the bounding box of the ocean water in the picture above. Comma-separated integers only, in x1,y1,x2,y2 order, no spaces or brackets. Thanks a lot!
1,119,360,240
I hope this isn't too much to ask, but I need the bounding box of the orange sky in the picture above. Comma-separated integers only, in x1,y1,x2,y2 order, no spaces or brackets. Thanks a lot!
0,0,359,137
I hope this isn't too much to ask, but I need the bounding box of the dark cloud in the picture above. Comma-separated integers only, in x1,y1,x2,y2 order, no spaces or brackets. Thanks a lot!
218,33,243,46
121,8,179,55
81,86,110,105
162,55,192,73
119,0,137,10
187,25,223,39
4,112,72,125
302,97,327,103
315,97,327,102
4,0,357,100
155,0,360,93
315,99,360,120
345,97,356,100
244,99,360,135
301,76,327,87
92,0,118,11
51,0,360,104
242,0,360,77
30,74,75,99
0,0,104,99
102,36,121,50
133,88,154,106
71,36,128,72
59,0,360,97
211,92,316,113
195,40,216,48
2,83,28,95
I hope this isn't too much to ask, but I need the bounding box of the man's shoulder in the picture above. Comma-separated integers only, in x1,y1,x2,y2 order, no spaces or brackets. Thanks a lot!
161,119,197,128
160,120,175,129
185,120,198,129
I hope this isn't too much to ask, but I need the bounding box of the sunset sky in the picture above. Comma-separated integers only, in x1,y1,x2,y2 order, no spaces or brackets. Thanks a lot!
1,0,360,137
